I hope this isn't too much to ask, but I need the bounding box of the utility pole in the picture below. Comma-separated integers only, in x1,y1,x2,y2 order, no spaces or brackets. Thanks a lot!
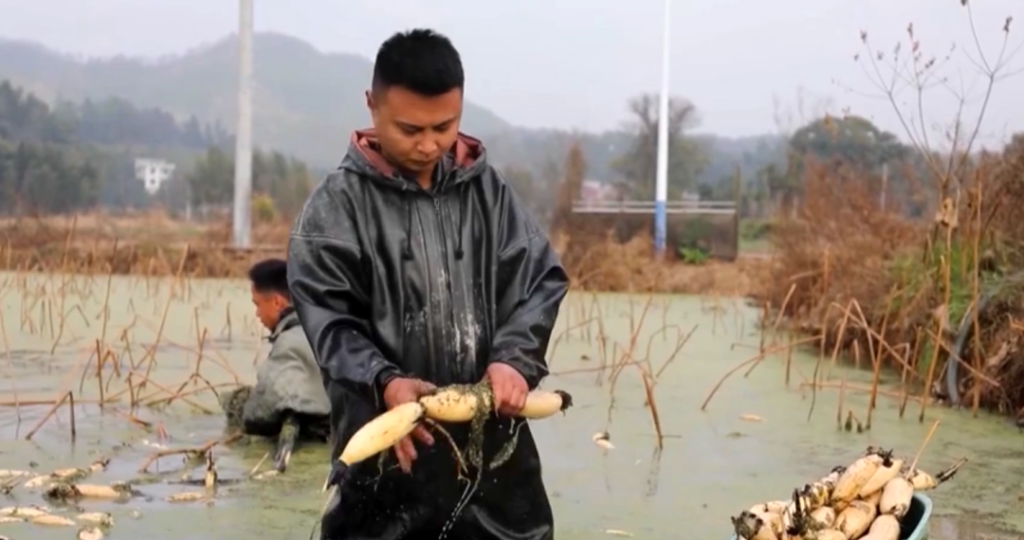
880,162,889,212
232,0,254,248
653,0,671,256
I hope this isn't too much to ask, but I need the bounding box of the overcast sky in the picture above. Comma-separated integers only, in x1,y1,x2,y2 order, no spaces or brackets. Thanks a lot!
0,0,1021,147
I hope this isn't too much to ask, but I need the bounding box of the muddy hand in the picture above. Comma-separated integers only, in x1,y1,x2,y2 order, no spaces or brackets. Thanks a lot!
486,362,528,417
382,377,436,473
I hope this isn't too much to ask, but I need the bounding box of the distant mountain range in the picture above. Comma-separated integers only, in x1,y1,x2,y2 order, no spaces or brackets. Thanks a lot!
0,32,513,168
0,32,786,184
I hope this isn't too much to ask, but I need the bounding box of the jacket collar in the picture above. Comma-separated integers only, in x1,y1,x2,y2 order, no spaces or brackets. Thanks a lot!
269,306,299,342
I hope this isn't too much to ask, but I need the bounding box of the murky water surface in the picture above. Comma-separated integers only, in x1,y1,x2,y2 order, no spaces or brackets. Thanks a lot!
0,272,1022,540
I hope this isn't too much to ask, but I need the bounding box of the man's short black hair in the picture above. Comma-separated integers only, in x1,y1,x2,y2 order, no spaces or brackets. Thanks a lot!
372,28,464,97
248,258,289,297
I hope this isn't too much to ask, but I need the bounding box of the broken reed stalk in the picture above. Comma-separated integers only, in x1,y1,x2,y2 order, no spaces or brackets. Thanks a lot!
806,303,839,422
758,302,769,356
801,380,924,402
166,328,220,407
638,366,664,449
592,294,609,385
827,301,925,383
743,285,796,379
138,431,243,473
920,254,951,424
222,301,233,340
865,292,895,430
139,244,191,389
95,339,105,409
908,419,940,473
701,335,822,411
552,358,648,376
48,215,78,354
836,376,847,430
68,391,77,442
0,294,19,421
96,239,117,367
24,391,73,440
968,182,983,418
653,324,696,380
785,332,794,387
546,317,600,367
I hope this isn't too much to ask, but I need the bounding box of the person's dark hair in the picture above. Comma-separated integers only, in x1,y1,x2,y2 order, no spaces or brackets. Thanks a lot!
372,28,464,96
248,258,289,297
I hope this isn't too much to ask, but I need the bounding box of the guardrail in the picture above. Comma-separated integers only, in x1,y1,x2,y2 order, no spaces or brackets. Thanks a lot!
571,200,737,215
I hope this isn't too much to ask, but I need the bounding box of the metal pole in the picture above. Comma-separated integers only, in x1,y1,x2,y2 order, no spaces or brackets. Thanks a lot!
880,162,888,212
653,0,671,256
232,0,254,248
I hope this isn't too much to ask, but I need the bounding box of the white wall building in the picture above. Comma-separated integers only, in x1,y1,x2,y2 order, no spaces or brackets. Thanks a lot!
134,159,176,195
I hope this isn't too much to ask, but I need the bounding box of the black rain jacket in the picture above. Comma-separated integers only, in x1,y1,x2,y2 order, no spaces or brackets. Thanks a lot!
287,129,569,540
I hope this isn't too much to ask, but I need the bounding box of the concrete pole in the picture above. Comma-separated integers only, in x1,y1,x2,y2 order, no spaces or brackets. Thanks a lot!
232,0,254,248
654,0,671,256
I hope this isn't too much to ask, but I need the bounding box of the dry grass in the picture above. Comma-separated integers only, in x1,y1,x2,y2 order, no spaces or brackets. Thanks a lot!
554,230,763,296
756,144,1024,421
0,211,285,277
0,209,764,296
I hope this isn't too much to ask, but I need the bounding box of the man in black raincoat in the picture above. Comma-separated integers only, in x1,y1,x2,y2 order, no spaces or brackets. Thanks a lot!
287,28,569,540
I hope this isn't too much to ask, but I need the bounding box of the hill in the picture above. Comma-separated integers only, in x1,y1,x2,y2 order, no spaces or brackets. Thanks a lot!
0,33,510,168
0,33,789,191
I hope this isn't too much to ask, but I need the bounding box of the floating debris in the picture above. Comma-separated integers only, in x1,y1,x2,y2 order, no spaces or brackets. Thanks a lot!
739,414,764,422
592,431,614,450
204,451,218,492
78,526,106,540
44,481,133,502
0,505,50,518
167,491,206,503
252,470,279,481
22,459,109,489
76,512,114,527
29,514,76,527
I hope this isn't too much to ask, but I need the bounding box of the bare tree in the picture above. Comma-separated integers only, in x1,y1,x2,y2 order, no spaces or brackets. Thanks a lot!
612,94,706,200
850,3,1020,197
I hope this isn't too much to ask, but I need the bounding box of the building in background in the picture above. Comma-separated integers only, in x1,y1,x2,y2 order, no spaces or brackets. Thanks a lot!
580,179,618,201
134,158,176,195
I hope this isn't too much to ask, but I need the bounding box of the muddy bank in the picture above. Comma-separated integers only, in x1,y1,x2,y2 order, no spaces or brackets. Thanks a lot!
0,274,1021,539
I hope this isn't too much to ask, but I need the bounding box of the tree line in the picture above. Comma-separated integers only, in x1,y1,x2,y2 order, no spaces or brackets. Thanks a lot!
0,79,315,217
0,75,975,225
503,91,942,228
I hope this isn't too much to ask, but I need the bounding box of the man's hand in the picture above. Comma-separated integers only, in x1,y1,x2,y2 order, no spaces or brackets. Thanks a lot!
486,362,529,417
382,377,436,473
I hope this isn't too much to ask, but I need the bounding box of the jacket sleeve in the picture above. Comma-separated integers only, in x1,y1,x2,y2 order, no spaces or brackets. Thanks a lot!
489,177,570,390
287,183,402,408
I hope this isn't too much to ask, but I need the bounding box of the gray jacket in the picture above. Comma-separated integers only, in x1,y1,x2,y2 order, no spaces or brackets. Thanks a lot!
241,307,332,436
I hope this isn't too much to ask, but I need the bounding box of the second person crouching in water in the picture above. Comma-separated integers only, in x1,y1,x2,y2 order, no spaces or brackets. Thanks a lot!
230,258,331,472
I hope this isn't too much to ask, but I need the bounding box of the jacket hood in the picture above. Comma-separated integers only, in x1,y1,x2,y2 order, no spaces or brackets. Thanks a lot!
339,129,490,262
340,128,488,191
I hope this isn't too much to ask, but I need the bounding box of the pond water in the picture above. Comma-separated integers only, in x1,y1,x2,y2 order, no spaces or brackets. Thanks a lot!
0,272,1022,540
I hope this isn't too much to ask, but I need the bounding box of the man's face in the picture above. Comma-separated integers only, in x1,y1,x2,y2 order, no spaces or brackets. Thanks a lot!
367,86,462,175
251,287,288,331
